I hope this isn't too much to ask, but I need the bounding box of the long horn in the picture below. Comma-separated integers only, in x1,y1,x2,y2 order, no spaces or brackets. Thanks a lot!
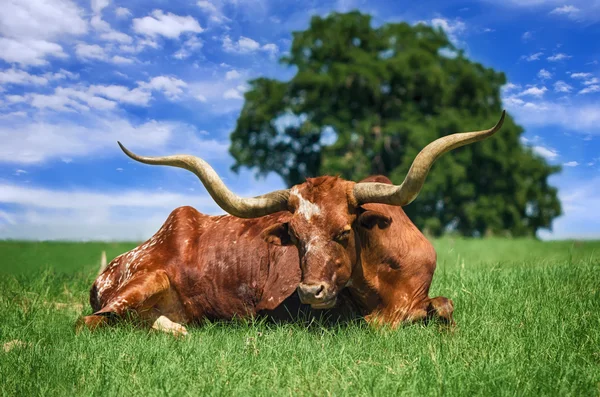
352,110,506,206
117,143,290,218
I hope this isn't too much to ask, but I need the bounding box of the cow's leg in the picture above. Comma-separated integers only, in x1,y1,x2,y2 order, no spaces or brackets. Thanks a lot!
78,270,188,336
94,270,170,316
427,296,455,326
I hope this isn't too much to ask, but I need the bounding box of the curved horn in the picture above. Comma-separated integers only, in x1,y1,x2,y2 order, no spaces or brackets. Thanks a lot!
117,142,290,218
352,110,506,206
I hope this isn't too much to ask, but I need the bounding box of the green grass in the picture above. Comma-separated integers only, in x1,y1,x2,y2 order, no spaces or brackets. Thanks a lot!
1,238,599,396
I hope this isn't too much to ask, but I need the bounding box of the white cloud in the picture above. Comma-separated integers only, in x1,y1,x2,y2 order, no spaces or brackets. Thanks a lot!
504,96,525,107
0,184,210,210
138,76,188,100
523,52,543,61
262,43,279,59
22,89,111,112
533,145,559,159
90,14,110,31
223,35,259,52
91,0,110,14
89,1,134,47
225,70,241,80
133,10,204,39
583,77,599,85
111,55,134,64
0,116,228,164
29,91,91,112
75,43,107,61
0,38,66,66
563,161,579,167
549,5,580,17
222,84,249,100
118,38,159,54
0,111,28,119
502,82,522,93
554,80,573,92
222,35,278,55
223,88,243,100
517,86,548,97
10,74,193,113
0,0,87,66
99,30,133,44
115,7,132,18
173,36,203,59
430,18,466,46
579,85,600,94
53,87,117,110
189,78,251,114
88,85,151,106
0,171,286,240
6,95,27,103
548,53,572,61
0,185,221,241
482,0,600,23
570,72,592,79
522,31,533,41
0,0,87,40
504,97,600,134
197,1,230,24
75,43,134,64
538,69,552,80
0,69,50,86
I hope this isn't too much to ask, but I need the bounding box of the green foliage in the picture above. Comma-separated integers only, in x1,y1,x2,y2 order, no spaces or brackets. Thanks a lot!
1,240,599,395
229,11,561,237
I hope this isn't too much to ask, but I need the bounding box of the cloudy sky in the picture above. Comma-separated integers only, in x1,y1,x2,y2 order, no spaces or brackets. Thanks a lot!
1,0,599,241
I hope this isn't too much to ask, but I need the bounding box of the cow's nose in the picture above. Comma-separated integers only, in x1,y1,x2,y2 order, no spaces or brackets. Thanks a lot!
298,283,326,302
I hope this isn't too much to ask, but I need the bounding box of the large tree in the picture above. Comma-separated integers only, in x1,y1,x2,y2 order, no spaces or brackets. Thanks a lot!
229,11,561,237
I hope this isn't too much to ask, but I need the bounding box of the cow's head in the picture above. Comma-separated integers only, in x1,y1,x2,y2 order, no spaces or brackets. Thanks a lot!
260,176,359,308
118,111,505,309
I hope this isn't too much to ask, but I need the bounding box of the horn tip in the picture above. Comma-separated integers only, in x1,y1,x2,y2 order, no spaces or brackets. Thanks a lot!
493,110,506,133
117,141,135,158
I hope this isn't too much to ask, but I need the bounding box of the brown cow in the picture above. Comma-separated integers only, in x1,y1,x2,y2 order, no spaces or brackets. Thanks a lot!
79,112,504,335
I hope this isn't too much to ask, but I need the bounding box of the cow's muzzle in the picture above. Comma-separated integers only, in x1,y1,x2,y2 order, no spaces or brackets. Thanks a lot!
297,283,337,309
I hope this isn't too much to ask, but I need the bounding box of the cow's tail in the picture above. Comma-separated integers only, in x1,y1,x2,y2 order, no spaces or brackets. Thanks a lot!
98,250,107,275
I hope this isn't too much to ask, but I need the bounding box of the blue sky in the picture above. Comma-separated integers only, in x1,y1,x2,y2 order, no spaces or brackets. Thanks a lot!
0,0,599,240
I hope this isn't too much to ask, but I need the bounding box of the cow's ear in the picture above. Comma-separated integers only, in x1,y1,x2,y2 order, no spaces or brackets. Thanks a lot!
358,210,392,230
261,222,293,246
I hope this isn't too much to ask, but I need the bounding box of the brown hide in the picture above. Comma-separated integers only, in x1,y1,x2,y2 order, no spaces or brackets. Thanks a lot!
85,175,452,331
349,175,452,326
265,175,452,327
91,206,301,324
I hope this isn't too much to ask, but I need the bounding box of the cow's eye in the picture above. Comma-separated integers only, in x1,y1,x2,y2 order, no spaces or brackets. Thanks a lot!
335,229,351,242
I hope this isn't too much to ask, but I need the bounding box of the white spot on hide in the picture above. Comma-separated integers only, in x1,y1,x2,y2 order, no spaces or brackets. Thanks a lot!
291,187,321,221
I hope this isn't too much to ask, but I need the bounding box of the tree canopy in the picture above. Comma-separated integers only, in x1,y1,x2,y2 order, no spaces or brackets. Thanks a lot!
229,11,561,237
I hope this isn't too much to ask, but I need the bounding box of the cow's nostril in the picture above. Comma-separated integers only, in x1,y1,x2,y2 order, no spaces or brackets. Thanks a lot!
298,283,329,303
314,284,325,299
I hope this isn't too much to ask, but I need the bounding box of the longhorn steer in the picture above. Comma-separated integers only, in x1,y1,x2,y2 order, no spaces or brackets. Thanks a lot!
79,112,505,335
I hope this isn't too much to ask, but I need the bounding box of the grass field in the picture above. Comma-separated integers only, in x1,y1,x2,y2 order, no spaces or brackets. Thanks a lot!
1,238,599,396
